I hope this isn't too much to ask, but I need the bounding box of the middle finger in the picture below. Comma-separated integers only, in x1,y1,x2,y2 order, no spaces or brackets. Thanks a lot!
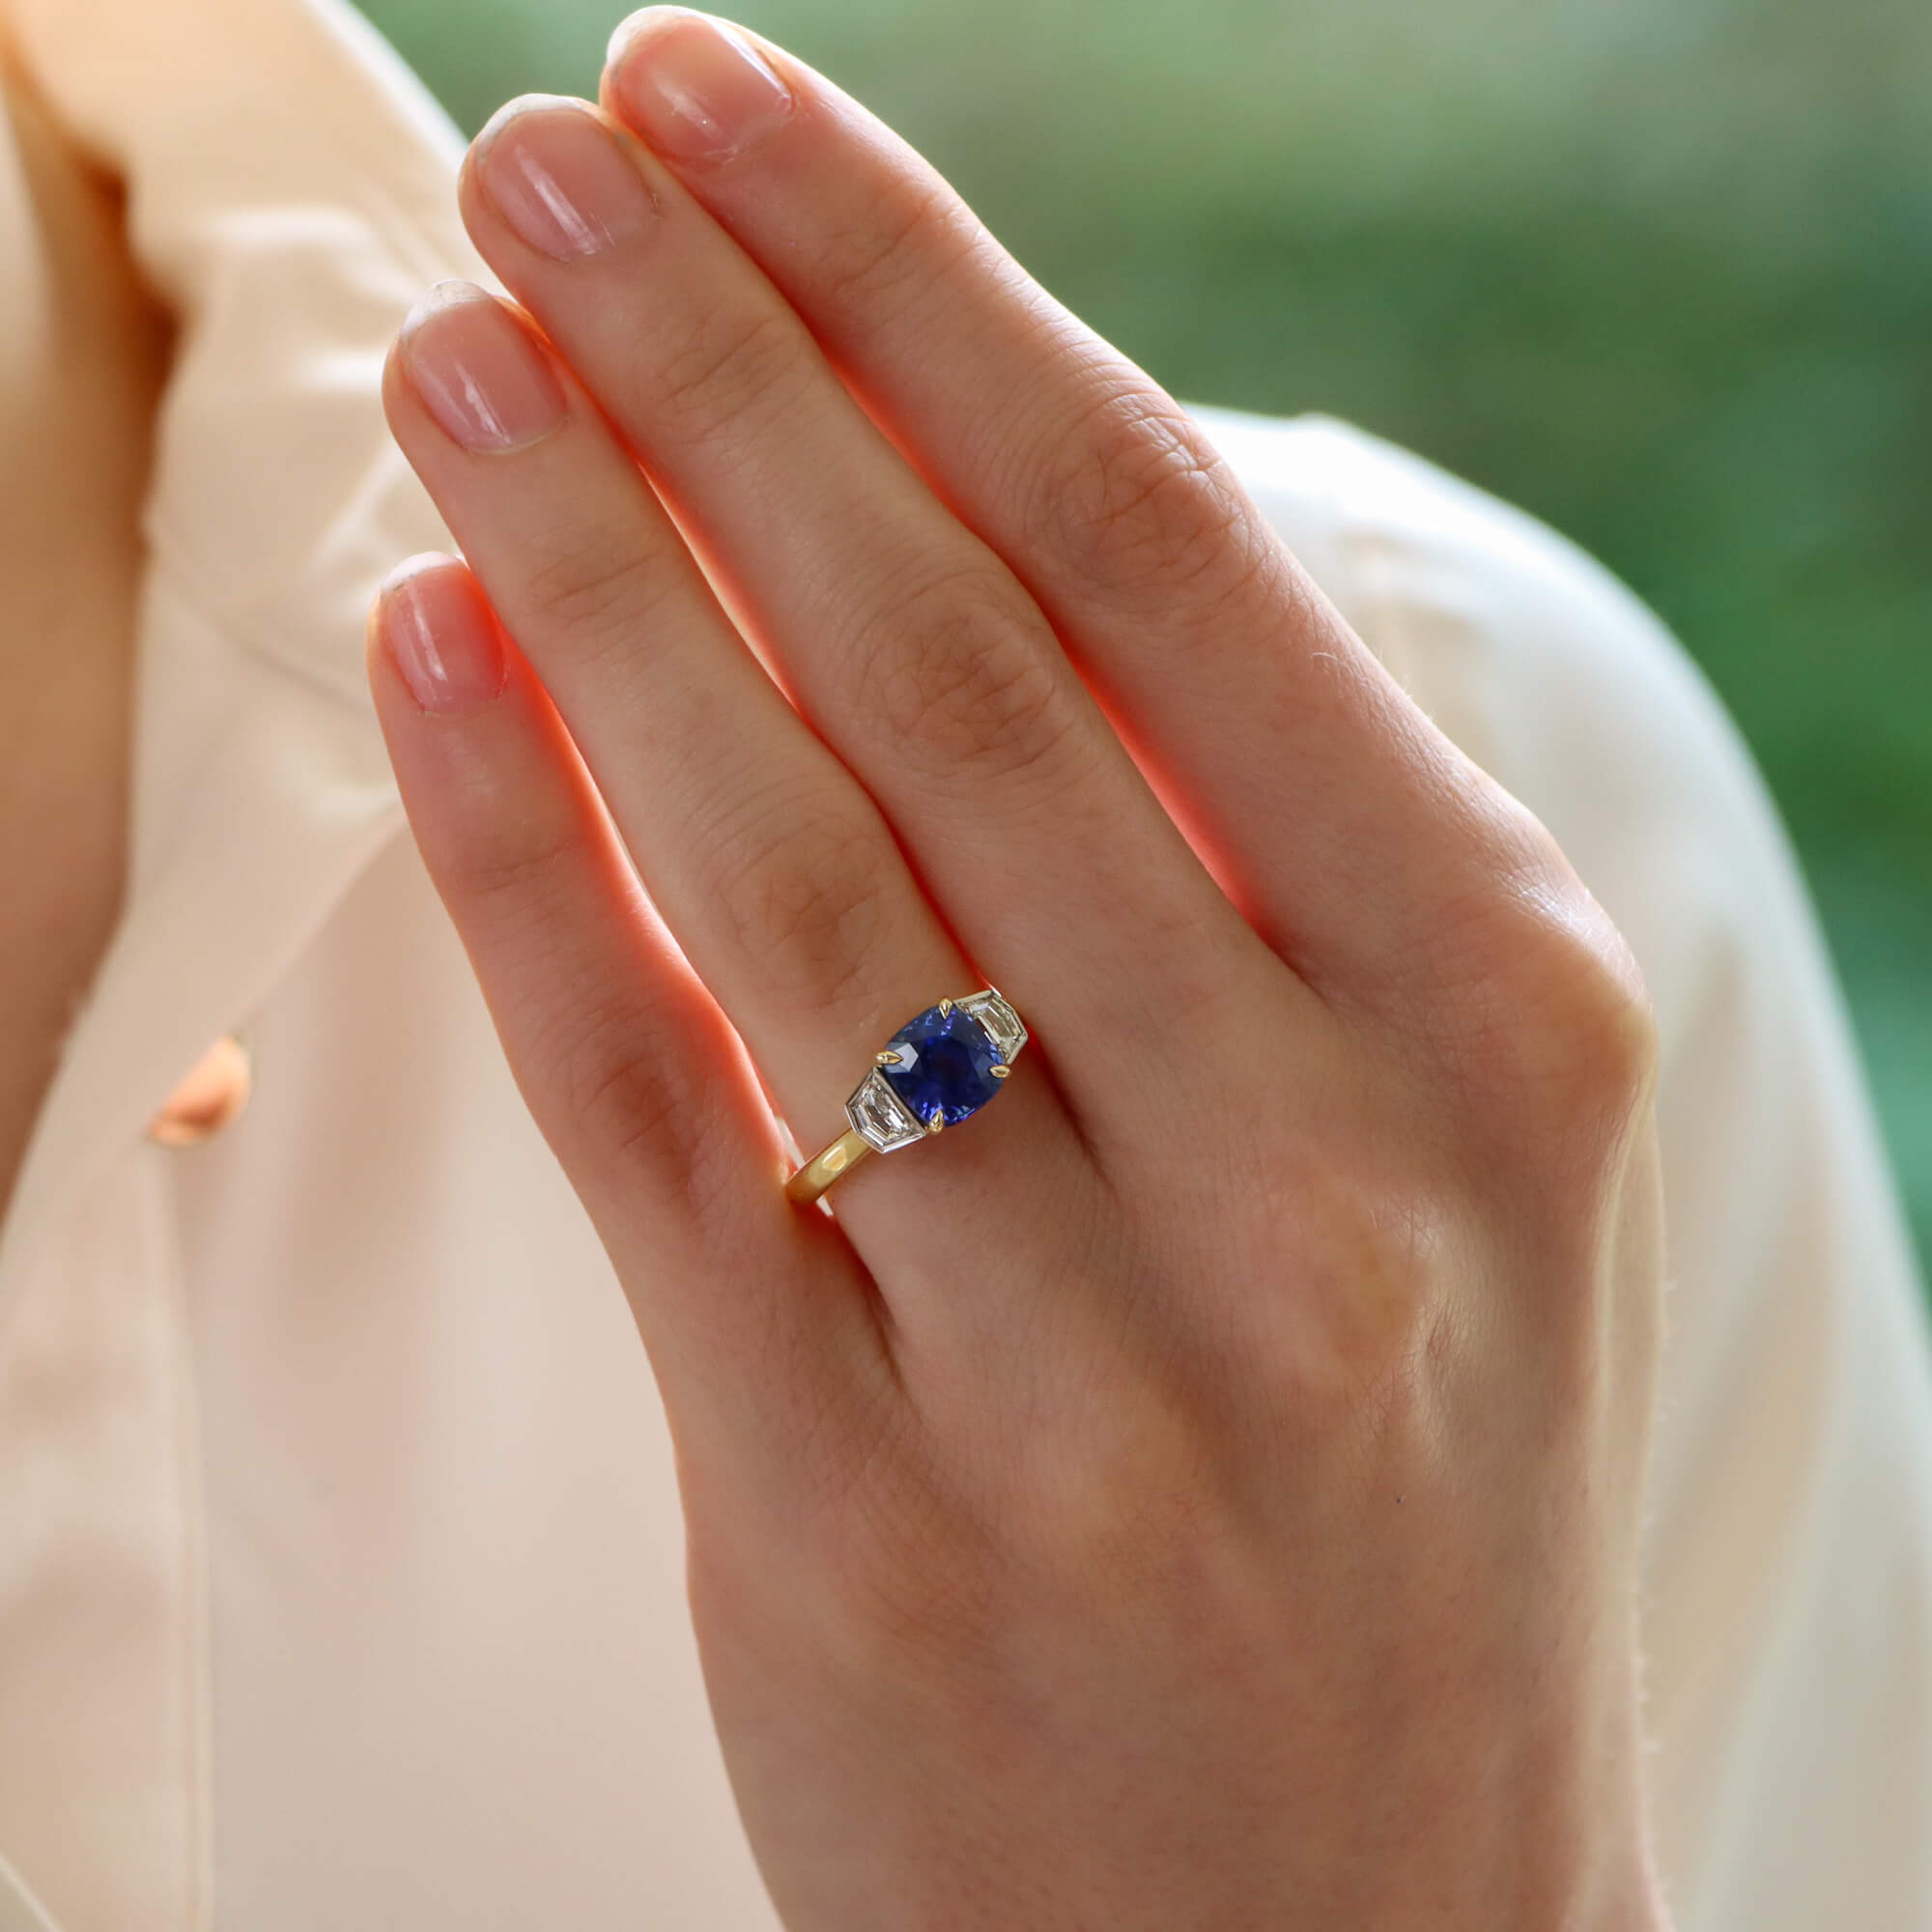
456,94,1282,1116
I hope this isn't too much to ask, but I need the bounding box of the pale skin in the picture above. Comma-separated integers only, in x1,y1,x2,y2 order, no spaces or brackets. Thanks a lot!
362,9,1673,1927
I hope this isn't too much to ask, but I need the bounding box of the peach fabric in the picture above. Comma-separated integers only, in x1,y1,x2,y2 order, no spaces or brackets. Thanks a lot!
0,0,1927,1925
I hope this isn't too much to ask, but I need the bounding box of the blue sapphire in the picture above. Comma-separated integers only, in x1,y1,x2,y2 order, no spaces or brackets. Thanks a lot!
880,1005,1006,1129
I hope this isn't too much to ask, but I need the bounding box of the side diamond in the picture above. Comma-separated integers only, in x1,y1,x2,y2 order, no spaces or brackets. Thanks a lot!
846,1067,926,1153
955,988,1027,1063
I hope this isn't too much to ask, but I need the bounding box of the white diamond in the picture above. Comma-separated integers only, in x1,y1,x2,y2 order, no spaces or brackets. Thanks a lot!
955,988,1026,1063
846,1067,926,1153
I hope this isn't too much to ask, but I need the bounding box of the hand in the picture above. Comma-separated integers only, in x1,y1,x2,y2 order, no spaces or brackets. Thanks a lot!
365,11,1669,1927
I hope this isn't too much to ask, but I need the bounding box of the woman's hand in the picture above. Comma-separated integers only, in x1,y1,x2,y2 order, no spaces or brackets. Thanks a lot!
365,12,1669,1926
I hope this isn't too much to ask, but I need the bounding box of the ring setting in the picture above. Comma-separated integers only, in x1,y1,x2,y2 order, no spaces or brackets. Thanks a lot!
784,988,1027,1206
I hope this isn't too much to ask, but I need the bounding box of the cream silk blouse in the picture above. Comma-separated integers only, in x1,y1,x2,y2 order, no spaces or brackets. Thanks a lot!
0,0,1928,1925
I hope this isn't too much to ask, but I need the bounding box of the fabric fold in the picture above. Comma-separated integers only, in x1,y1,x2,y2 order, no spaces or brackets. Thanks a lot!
0,0,487,1325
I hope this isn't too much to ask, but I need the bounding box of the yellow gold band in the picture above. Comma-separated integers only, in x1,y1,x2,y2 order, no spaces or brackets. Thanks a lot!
784,1128,874,1206
781,988,1028,1208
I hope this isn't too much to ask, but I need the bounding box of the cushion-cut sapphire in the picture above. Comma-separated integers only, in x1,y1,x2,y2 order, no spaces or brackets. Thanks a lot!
879,1005,1006,1128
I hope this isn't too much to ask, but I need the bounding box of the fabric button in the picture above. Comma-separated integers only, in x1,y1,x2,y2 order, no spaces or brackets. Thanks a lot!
147,1032,252,1146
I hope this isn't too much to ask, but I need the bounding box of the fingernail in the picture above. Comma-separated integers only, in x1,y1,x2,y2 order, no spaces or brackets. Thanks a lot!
606,9,793,162
474,98,654,260
398,280,567,452
379,555,508,714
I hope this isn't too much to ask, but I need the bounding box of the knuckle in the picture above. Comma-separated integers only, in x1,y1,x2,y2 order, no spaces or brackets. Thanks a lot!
542,992,731,1214
810,172,975,333
1236,1137,1450,1428
1024,383,1264,609
423,783,752,1231
1435,831,1662,1153
646,299,810,446
438,785,582,923
699,775,899,1016
850,565,1074,789
518,521,666,658
554,1002,688,1169
1514,903,1660,1115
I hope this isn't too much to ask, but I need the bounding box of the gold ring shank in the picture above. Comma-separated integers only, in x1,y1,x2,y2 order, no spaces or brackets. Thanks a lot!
784,1128,874,1207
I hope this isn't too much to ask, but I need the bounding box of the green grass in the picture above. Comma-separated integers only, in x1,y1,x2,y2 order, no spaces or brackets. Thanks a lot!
361,0,1932,1272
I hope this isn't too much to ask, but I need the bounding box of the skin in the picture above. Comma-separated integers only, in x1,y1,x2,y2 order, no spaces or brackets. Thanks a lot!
365,10,1673,1927
0,50,166,1228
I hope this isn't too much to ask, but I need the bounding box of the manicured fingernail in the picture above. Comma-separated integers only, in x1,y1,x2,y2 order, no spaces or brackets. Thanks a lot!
398,280,566,452
474,98,654,260
379,555,508,714
606,9,793,162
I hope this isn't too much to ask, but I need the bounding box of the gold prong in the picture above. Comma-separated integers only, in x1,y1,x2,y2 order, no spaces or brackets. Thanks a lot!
939,997,953,1015
989,1063,1011,1079
925,1111,945,1135
875,1050,898,1066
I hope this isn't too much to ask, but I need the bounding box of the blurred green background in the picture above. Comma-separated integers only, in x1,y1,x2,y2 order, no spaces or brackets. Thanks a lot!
363,0,1932,1273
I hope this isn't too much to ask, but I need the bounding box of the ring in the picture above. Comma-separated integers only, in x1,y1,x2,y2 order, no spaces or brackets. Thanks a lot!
783,988,1029,1207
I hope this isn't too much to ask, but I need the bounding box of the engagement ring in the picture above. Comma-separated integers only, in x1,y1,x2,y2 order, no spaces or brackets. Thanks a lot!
784,988,1028,1206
